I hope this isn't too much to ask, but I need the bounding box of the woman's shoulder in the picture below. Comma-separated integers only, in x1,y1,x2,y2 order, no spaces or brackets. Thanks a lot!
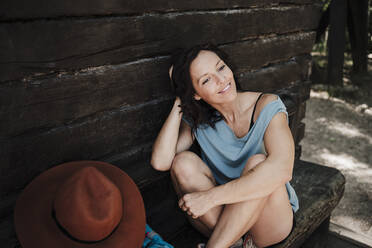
238,92,278,110
239,92,281,122
237,91,261,110
255,93,288,124
257,93,279,108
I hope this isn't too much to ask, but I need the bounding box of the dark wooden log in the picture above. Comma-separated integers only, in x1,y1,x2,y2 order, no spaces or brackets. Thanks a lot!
297,80,311,102
292,101,306,152
0,98,172,199
295,122,306,144
0,215,20,248
327,0,347,85
0,0,321,20
0,58,173,137
347,0,369,73
0,5,322,82
237,53,312,93
297,101,307,121
278,80,311,104
295,54,313,81
0,32,314,137
0,193,17,220
295,145,302,160
224,32,316,73
238,58,308,93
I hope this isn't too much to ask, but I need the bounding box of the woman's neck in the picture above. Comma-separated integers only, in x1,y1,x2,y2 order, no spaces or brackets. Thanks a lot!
212,93,243,124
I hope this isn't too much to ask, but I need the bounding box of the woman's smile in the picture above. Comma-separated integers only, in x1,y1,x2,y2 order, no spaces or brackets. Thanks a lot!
218,82,231,94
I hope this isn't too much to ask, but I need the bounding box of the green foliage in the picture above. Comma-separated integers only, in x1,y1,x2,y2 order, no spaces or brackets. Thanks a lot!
321,0,331,11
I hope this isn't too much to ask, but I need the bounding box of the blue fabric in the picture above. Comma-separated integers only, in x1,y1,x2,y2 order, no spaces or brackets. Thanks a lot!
182,94,299,212
143,224,174,248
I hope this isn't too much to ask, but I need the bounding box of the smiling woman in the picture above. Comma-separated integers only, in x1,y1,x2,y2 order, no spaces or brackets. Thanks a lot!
167,44,243,134
151,43,299,248
191,50,237,102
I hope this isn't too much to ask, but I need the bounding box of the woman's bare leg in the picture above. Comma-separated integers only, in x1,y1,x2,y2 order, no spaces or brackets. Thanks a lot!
206,154,294,248
248,186,293,247
171,152,294,247
170,151,223,237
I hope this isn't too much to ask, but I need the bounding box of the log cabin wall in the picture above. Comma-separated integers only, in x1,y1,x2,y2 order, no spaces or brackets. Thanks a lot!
0,0,322,246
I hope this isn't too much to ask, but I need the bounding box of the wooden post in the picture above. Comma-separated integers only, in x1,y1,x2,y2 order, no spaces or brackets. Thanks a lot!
347,0,369,73
327,0,347,85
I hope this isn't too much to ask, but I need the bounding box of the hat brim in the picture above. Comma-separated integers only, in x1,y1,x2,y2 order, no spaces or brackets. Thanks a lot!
14,161,146,248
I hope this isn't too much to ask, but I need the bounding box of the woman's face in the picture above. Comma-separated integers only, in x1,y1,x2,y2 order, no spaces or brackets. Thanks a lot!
189,50,237,105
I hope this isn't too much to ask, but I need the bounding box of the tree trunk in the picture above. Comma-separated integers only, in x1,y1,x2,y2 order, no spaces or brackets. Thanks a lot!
347,0,369,73
327,0,347,85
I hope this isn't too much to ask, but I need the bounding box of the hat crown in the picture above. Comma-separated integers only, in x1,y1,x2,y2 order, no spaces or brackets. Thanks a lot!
53,166,123,242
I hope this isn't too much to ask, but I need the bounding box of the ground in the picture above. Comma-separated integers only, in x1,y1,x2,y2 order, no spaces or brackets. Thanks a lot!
299,54,372,243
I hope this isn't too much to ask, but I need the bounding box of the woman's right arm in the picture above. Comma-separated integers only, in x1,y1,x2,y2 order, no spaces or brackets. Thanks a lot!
150,97,194,171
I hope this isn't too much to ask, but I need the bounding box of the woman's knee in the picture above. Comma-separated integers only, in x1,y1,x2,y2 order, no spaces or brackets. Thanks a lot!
251,185,293,247
242,154,267,174
171,151,200,185
254,217,293,247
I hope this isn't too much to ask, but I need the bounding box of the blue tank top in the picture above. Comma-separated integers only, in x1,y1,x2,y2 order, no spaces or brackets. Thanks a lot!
182,94,299,212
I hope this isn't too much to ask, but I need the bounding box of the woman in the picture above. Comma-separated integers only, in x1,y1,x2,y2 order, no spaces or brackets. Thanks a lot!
151,43,299,248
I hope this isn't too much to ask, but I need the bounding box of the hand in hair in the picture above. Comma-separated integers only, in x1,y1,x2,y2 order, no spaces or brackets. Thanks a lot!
169,65,181,105
169,65,174,79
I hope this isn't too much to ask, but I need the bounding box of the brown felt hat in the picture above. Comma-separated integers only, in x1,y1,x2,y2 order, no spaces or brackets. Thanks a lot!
14,161,146,248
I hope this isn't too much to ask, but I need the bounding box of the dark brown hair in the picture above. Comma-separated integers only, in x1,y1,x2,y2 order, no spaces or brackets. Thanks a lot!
170,43,242,132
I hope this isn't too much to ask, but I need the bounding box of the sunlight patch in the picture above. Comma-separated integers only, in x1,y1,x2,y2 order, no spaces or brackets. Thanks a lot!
310,90,329,99
320,152,369,171
350,169,372,184
330,122,372,144
315,117,328,124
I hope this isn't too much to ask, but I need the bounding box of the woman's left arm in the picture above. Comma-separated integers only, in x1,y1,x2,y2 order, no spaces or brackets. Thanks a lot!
210,111,295,205
179,110,295,218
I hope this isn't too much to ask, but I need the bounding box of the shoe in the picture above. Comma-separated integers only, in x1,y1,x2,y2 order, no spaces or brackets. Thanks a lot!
242,234,257,248
230,238,243,247
196,238,243,248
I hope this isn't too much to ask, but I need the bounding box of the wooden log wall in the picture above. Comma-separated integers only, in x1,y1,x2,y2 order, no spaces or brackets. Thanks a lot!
0,0,322,246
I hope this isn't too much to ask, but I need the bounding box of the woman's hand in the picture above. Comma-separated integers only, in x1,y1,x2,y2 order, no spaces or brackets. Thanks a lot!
178,191,215,219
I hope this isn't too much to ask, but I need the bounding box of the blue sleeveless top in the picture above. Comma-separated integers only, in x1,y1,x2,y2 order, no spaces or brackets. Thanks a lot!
182,94,299,212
